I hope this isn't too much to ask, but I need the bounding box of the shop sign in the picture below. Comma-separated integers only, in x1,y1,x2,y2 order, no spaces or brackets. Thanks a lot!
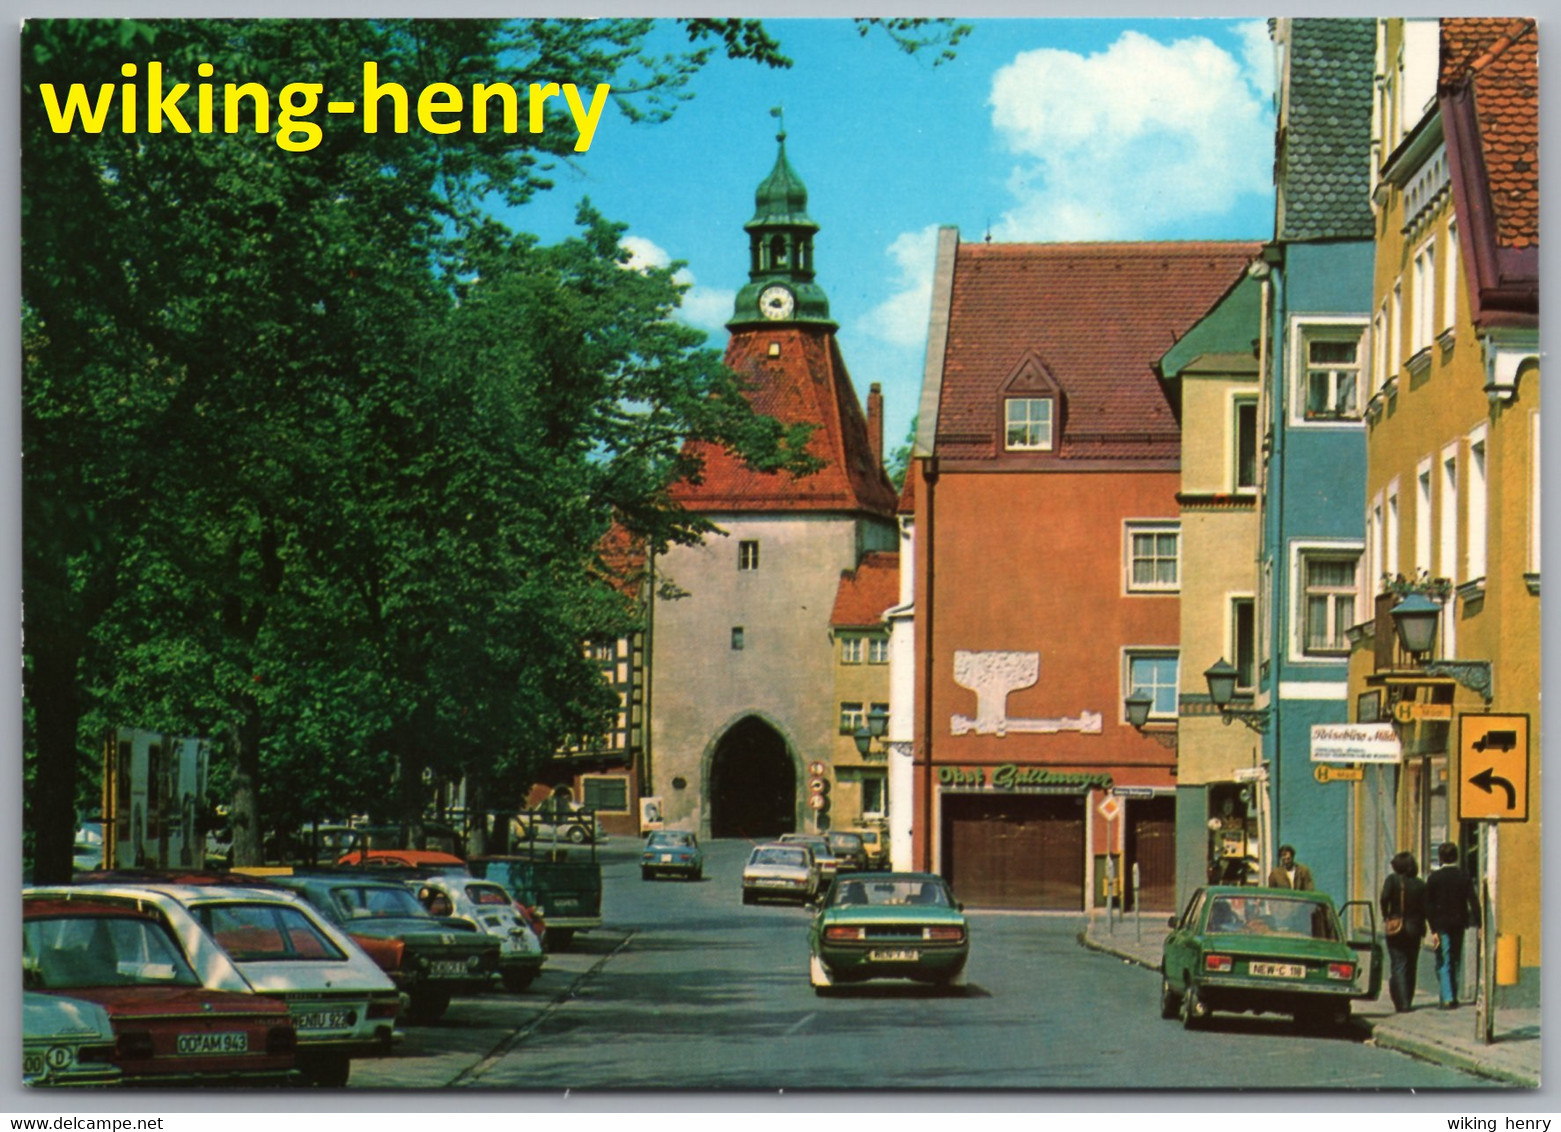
936,764,1113,791
1313,764,1364,783
1393,700,1454,723
1310,723,1400,764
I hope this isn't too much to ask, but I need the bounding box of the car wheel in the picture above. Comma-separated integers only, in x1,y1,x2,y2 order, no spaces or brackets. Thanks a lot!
691,869,703,881
566,826,587,844
936,966,969,994
1180,984,1207,1031
407,986,452,1024
641,867,653,880
502,969,537,993
809,952,834,990
742,890,755,905
547,929,575,951
299,1053,351,1088
1159,977,1181,1020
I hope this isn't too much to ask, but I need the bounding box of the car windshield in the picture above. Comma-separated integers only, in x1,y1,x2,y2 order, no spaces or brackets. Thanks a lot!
780,835,830,855
193,902,348,962
752,847,808,867
24,915,203,990
648,832,695,849
330,885,427,920
466,884,512,906
826,834,863,853
1206,895,1341,940
832,878,950,907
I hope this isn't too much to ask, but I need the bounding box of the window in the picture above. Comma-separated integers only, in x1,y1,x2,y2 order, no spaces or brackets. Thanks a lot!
1440,447,1459,582
1416,460,1433,572
1372,302,1388,396
1303,337,1361,420
1467,430,1487,581
588,639,616,662
582,775,630,813
1004,397,1054,451
1411,241,1436,356
1370,496,1384,595
731,626,745,651
1125,651,1178,720
1442,222,1459,334
1125,522,1180,592
839,702,865,735
861,773,886,818
1300,552,1360,656
870,701,890,727
738,540,760,571
840,637,863,665
1389,286,1402,378
1234,398,1259,491
867,637,889,665
1386,486,1401,581
1231,599,1256,691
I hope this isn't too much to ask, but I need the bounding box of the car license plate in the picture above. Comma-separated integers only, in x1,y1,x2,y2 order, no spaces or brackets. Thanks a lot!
758,879,788,887
23,1051,46,1078
176,1031,249,1055
429,959,470,979
295,1008,354,1031
867,948,919,962
1249,962,1306,978
659,854,673,862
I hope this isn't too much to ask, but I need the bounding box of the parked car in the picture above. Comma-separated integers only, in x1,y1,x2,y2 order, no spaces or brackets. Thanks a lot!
24,992,121,1087
409,875,545,992
778,833,838,888
336,848,468,872
824,831,868,873
30,882,401,1087
23,896,297,1085
741,842,819,906
1159,885,1384,1031
512,807,605,845
640,831,704,881
854,827,887,869
807,872,970,994
472,839,602,950
261,872,502,1023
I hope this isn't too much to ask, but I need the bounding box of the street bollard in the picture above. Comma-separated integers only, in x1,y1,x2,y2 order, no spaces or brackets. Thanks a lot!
1105,855,1117,935
1133,862,1141,943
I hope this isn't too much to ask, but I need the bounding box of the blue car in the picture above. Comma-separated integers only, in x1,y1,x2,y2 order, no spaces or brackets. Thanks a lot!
640,831,703,881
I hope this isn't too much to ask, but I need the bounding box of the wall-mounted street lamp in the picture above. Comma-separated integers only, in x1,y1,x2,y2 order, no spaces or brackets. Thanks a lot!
1123,690,1154,730
1203,658,1270,734
852,705,890,757
1388,592,1493,702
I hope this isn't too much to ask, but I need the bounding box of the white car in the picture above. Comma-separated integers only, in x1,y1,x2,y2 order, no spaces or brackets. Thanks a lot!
742,842,820,905
23,992,121,1087
410,875,545,992
513,808,606,845
28,883,400,1087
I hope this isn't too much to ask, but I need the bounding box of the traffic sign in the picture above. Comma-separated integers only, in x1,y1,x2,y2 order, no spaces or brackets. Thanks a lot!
1314,764,1364,783
1457,713,1530,821
807,793,828,811
808,761,827,777
1096,795,1121,821
1113,786,1156,799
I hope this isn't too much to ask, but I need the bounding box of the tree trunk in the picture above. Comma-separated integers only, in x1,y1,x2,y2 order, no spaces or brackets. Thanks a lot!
228,695,264,867
28,642,84,884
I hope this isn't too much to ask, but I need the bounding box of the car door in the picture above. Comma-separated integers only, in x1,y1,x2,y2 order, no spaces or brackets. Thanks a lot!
1162,889,1205,983
1337,899,1386,1000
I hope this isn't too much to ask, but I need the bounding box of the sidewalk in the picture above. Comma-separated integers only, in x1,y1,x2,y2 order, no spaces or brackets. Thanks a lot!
1079,910,1541,1088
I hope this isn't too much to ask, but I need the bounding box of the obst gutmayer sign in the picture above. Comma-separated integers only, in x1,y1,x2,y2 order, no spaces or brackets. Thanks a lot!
937,765,1113,791
1309,723,1401,764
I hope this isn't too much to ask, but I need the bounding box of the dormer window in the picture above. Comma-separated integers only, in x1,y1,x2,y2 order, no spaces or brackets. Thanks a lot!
1004,397,1054,451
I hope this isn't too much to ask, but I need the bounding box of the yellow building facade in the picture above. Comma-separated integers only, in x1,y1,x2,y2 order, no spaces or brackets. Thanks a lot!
1348,18,1539,1005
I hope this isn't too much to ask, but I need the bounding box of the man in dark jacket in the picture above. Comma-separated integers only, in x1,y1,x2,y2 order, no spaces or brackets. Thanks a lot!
1379,852,1428,1011
1426,841,1481,1008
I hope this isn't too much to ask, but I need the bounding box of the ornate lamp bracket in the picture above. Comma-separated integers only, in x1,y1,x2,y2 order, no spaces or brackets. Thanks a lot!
1221,707,1271,735
1422,660,1493,703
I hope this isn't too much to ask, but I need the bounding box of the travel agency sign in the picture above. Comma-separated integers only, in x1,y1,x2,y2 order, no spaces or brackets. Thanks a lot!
1309,722,1401,764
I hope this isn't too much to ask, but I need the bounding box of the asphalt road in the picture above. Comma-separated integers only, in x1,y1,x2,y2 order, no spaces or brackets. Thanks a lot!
350,838,1491,1091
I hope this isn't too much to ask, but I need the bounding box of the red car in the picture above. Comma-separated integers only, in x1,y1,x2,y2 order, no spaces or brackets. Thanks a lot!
23,897,297,1085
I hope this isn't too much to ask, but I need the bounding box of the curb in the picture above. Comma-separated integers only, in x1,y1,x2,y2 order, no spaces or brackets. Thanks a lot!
1076,929,1540,1088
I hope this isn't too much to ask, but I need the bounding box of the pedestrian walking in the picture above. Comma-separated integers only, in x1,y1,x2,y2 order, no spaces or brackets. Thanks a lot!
1379,851,1428,1012
1267,844,1315,890
1426,841,1481,1008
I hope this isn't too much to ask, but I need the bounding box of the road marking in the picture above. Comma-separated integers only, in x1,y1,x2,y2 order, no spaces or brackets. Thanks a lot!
784,1013,815,1035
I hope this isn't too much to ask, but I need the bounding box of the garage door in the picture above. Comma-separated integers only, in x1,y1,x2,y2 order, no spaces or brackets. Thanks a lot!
941,793,1086,910
1126,796,1176,911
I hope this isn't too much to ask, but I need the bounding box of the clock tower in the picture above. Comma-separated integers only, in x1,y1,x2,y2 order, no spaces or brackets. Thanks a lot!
727,124,836,330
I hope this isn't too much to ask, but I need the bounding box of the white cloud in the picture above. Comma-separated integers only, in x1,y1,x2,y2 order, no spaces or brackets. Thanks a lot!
620,235,733,334
858,224,941,350
1232,19,1278,104
989,30,1272,241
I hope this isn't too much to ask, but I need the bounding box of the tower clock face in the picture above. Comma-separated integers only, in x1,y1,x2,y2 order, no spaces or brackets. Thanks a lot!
759,285,796,321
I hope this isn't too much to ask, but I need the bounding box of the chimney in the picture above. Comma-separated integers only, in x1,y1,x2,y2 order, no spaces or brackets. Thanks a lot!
866,382,884,468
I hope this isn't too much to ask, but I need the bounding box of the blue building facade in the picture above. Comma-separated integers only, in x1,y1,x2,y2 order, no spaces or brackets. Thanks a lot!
1256,19,1378,899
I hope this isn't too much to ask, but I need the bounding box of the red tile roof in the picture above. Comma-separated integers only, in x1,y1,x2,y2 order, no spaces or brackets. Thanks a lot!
594,521,646,598
896,468,915,514
830,551,900,627
1441,18,1538,251
934,240,1260,465
670,327,899,516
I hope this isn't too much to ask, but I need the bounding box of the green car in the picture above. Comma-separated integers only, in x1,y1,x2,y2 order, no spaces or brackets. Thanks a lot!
808,872,969,995
1160,885,1384,1031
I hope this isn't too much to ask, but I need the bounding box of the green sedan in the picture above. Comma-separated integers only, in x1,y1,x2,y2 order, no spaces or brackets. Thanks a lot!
808,872,970,995
1160,885,1384,1031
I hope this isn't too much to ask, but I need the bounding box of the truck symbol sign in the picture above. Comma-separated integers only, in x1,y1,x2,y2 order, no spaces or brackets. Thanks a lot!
1472,730,1518,753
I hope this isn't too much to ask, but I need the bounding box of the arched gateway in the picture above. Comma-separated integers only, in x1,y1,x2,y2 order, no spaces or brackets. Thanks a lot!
707,716,796,839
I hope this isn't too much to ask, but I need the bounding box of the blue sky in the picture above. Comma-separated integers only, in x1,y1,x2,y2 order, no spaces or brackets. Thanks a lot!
499,18,1279,456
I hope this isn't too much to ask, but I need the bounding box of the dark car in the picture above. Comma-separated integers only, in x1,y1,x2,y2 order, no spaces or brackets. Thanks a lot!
264,872,501,1023
23,897,297,1085
824,831,869,873
1160,885,1384,1031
